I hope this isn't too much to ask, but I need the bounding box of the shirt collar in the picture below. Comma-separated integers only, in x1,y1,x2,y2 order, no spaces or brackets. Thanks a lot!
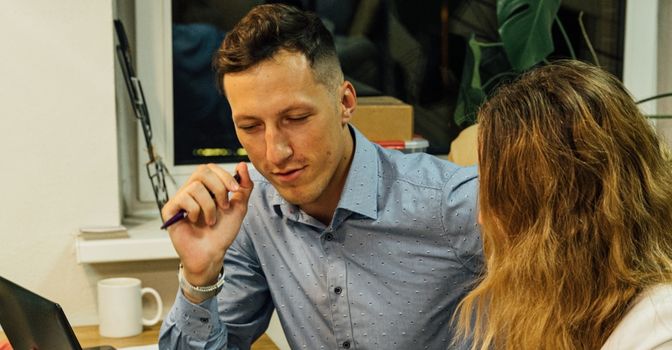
337,125,379,220
270,125,379,221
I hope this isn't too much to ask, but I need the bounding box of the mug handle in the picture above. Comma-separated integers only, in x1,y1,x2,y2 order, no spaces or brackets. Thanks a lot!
141,287,164,326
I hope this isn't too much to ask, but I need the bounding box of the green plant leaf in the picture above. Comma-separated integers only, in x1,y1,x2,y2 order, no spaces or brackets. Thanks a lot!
497,0,561,71
454,36,487,126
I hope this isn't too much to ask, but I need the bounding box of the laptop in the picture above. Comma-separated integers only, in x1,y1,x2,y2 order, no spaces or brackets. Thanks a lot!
0,275,114,350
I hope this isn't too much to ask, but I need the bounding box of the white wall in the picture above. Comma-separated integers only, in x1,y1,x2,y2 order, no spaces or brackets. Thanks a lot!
0,0,178,326
655,1,672,143
623,0,672,146
623,0,658,113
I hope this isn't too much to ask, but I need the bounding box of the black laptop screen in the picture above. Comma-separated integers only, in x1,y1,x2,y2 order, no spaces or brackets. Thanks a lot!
0,276,82,350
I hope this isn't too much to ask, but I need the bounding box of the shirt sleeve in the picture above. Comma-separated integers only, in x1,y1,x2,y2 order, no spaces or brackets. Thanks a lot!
441,165,482,275
158,226,274,350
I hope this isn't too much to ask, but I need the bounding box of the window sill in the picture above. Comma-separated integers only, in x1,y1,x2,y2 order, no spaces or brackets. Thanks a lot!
75,217,177,263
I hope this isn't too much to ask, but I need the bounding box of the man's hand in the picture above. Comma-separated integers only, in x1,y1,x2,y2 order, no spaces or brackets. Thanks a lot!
161,162,253,302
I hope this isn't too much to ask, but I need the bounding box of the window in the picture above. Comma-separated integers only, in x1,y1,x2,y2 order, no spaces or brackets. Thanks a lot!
120,0,629,215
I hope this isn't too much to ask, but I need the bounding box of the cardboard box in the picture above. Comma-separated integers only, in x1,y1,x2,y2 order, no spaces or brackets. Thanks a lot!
351,96,413,141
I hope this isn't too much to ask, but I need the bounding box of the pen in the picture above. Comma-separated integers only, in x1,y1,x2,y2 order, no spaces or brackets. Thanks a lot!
161,173,241,230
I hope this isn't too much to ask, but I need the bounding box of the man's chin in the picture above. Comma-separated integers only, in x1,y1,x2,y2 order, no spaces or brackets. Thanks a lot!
276,187,315,206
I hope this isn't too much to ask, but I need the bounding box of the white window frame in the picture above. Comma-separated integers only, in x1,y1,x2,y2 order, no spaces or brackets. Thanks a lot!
120,0,238,218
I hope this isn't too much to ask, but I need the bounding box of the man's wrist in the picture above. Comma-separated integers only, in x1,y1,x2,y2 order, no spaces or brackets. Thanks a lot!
178,263,225,303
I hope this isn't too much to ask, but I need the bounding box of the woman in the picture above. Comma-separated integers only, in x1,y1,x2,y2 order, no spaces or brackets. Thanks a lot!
456,60,672,349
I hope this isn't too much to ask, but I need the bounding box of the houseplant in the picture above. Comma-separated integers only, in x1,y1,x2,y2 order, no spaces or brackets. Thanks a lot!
454,0,570,126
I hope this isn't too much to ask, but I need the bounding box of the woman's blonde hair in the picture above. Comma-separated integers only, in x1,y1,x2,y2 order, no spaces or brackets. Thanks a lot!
456,60,672,349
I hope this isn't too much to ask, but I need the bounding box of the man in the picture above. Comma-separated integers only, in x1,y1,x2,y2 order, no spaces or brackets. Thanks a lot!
159,4,481,349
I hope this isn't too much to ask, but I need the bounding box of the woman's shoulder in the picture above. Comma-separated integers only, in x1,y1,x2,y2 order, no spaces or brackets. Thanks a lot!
601,284,672,350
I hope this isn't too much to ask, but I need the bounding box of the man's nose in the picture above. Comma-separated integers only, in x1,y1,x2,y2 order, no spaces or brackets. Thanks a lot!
265,128,293,165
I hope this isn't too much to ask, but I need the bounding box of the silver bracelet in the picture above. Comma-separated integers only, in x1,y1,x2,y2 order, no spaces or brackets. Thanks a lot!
178,263,225,300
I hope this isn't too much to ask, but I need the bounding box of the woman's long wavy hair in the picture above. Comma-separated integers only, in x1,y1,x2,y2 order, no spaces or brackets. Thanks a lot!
455,60,672,349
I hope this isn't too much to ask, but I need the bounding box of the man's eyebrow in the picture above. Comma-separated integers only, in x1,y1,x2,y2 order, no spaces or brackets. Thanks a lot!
277,103,315,116
232,103,317,121
232,114,258,121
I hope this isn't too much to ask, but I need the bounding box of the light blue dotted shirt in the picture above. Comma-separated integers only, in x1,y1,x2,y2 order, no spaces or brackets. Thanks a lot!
159,126,482,350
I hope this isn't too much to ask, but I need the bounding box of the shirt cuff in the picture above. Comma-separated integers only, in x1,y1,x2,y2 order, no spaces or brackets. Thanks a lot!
171,288,222,341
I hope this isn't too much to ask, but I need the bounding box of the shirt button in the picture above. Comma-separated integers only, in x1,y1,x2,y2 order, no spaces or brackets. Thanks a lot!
342,340,351,349
334,286,342,294
325,233,334,241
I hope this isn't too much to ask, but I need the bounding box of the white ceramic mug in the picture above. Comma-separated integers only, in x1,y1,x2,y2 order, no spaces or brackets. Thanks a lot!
97,277,163,338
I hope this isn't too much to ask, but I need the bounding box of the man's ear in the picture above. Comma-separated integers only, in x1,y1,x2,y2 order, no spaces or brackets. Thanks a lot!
339,81,357,126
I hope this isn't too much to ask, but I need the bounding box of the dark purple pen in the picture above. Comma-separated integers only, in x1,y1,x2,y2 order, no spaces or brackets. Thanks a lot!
161,173,240,230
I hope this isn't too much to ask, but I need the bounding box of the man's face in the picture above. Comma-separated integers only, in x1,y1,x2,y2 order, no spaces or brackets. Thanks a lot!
225,50,355,208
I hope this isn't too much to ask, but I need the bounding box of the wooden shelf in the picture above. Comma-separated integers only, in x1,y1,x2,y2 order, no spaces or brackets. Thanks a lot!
1,324,278,350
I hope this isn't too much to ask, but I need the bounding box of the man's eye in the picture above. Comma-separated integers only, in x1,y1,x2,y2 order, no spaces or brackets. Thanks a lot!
238,124,260,131
288,115,309,122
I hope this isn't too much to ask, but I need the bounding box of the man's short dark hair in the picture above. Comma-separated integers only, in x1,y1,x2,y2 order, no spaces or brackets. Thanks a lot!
213,4,343,93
